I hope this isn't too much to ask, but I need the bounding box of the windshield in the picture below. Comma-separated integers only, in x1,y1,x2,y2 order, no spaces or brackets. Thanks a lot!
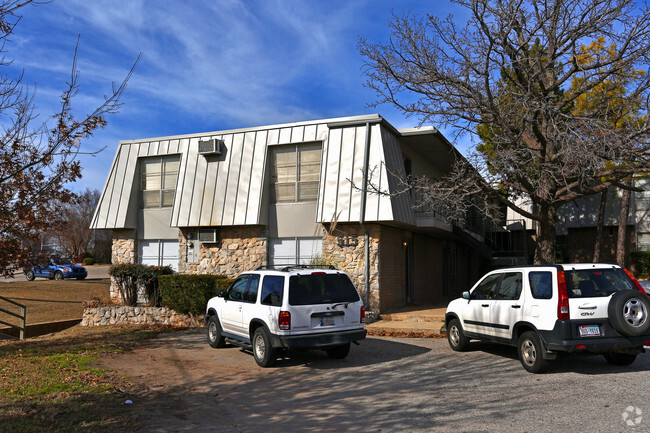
289,273,360,305
565,268,636,298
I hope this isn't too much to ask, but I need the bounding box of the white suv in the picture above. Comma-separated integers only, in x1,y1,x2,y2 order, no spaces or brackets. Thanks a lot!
205,265,367,367
445,263,650,373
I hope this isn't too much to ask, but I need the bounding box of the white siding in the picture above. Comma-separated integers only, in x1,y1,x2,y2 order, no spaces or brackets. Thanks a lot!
91,115,420,230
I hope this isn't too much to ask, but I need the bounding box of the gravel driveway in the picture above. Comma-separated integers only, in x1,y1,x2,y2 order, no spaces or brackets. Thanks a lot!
100,330,650,432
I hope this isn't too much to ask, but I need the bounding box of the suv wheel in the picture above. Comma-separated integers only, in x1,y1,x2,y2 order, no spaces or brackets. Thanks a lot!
447,318,470,351
518,331,550,374
603,352,637,366
252,327,276,368
206,315,226,348
608,291,650,337
326,343,350,359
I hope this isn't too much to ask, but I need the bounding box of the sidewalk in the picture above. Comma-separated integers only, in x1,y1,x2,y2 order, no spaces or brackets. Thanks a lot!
365,304,447,336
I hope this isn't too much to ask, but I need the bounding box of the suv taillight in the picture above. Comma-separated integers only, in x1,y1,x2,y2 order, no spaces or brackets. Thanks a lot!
279,311,291,330
557,270,570,320
360,306,366,324
623,268,646,294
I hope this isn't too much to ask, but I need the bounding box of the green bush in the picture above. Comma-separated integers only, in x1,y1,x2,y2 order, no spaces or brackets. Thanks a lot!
159,274,233,316
630,251,650,277
82,257,94,266
109,263,149,306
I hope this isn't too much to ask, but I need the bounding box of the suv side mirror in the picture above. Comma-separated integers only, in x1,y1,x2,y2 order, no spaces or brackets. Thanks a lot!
217,290,227,298
462,291,471,300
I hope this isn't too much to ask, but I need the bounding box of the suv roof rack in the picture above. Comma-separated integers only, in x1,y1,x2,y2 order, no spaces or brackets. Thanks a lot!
255,264,337,272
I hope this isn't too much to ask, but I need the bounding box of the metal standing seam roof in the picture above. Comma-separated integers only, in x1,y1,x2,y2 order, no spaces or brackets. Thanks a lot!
90,114,416,230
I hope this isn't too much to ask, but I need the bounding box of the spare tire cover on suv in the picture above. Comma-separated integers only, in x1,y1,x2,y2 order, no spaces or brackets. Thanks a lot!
607,290,650,337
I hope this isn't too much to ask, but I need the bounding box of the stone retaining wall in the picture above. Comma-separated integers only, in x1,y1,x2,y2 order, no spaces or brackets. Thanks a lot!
81,306,201,327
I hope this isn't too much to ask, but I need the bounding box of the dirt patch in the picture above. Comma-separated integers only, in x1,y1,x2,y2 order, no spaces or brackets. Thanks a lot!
0,279,110,325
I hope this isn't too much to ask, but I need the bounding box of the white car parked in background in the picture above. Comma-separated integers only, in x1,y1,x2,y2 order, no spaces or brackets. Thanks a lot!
205,265,367,367
445,263,650,373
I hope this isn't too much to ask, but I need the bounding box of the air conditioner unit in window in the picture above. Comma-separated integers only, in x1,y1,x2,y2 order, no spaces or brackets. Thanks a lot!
198,228,218,243
198,138,224,156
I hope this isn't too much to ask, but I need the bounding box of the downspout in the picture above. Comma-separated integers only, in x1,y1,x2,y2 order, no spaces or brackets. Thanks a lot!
360,122,372,309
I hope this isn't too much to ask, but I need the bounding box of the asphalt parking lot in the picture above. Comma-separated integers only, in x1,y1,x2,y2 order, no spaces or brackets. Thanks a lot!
100,331,650,432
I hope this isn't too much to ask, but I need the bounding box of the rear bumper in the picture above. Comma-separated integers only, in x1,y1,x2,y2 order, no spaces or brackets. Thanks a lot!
272,328,367,349
540,321,650,353
544,336,649,353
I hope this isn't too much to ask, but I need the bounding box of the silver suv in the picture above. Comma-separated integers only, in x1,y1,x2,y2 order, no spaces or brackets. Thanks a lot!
445,263,650,373
205,265,367,367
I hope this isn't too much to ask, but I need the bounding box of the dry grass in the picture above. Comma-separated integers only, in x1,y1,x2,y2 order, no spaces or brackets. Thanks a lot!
0,325,170,432
0,279,111,325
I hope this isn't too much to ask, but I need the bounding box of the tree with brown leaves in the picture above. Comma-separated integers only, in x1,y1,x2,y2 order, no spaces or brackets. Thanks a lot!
0,1,138,276
360,0,650,264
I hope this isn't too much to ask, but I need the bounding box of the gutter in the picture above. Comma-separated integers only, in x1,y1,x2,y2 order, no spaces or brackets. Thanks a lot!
360,122,372,309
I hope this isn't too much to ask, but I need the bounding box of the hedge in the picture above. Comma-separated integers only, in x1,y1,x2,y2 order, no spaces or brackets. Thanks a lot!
108,263,174,307
630,251,650,277
159,274,233,316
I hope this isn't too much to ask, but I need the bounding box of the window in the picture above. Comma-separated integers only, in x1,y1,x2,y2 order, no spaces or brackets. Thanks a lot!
529,271,552,299
495,272,522,300
246,275,260,303
471,274,501,300
141,155,180,208
270,143,321,203
138,240,179,271
289,273,360,305
261,275,284,306
228,277,248,301
269,237,322,266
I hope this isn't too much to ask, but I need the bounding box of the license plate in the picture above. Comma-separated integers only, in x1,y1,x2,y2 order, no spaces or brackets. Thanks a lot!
320,316,335,326
579,325,600,337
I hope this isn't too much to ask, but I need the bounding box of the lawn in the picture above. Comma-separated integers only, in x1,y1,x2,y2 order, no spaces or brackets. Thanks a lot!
0,279,111,326
0,325,166,433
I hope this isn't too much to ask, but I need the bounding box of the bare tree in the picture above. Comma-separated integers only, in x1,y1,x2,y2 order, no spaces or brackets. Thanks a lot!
0,1,139,275
50,188,101,259
360,0,650,264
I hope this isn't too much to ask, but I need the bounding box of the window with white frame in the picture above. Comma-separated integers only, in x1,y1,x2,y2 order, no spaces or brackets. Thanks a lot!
138,239,179,271
269,237,322,266
270,143,321,203
141,155,180,208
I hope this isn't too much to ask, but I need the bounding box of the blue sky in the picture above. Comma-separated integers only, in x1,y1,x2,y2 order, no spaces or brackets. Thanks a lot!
8,0,467,192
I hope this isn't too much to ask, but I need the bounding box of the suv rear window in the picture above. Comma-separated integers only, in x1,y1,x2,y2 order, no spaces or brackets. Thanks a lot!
565,268,636,298
288,273,360,305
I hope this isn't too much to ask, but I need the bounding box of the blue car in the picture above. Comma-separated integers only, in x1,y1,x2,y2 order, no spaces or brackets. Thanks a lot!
24,259,88,281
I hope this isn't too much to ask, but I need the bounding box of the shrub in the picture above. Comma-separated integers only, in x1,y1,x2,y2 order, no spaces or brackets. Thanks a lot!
108,263,149,307
630,251,650,277
82,257,94,266
160,274,233,316
142,265,175,307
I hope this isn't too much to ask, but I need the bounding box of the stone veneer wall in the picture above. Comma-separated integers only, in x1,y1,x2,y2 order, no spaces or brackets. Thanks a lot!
110,229,137,301
321,223,381,313
82,306,200,327
178,226,267,277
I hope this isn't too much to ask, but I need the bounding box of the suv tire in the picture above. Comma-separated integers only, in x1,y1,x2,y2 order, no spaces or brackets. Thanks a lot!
607,291,650,337
518,331,550,374
252,327,276,368
447,318,470,351
325,343,350,359
206,315,226,348
603,352,637,366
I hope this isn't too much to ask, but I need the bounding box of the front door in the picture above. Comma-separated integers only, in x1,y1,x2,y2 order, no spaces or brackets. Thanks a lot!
462,273,500,336
490,272,524,339
221,276,249,335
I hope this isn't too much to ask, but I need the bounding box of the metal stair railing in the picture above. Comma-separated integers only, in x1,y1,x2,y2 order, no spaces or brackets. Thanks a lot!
0,295,26,340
